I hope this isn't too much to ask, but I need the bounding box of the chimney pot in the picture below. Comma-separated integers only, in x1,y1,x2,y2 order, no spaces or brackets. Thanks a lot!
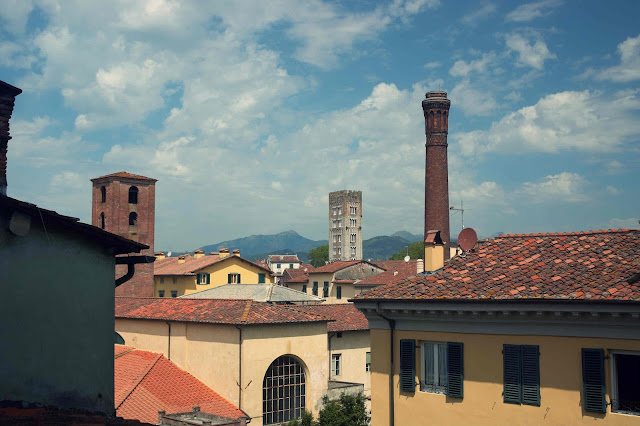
154,251,165,260
194,249,205,259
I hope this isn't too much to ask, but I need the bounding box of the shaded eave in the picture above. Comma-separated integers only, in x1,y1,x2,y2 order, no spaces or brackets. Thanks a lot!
351,297,640,305
115,315,331,326
0,80,22,96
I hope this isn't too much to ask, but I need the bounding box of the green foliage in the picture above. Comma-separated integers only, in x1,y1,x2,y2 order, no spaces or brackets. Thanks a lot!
284,410,314,426
308,244,329,267
389,240,423,260
317,393,369,426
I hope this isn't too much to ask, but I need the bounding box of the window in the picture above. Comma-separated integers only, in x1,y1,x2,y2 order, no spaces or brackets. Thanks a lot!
503,344,540,406
351,246,356,256
350,218,356,227
332,220,338,229
337,234,341,243
366,352,371,372
610,350,640,415
129,212,137,226
258,273,266,284
277,263,281,269
350,206,357,215
289,263,293,269
160,277,164,283
323,281,329,298
228,273,241,284
158,290,165,297
170,290,177,298
400,339,463,397
312,282,318,296
100,212,105,229
332,354,341,376
128,186,138,204
336,332,342,338
263,355,305,425
197,272,210,285
301,284,307,293
350,233,356,243
336,286,342,299
100,186,106,203
337,206,342,215
337,247,341,256
173,277,177,284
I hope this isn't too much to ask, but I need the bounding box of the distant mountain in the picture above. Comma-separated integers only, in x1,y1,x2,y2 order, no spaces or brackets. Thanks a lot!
363,235,412,260
389,231,422,242
198,230,327,260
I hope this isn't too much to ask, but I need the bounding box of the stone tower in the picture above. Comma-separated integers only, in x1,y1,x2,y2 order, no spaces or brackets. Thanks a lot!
329,190,362,262
422,91,451,261
91,172,157,296
0,80,22,196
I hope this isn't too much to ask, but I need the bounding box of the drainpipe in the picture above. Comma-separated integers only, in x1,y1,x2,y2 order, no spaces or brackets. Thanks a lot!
376,303,395,426
115,255,156,287
236,325,243,410
165,322,171,360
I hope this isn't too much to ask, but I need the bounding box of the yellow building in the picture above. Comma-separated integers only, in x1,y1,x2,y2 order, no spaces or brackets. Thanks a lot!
353,229,640,426
153,248,274,297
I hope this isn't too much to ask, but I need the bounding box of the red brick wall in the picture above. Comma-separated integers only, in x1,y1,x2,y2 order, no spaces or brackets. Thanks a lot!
422,92,451,261
91,176,156,296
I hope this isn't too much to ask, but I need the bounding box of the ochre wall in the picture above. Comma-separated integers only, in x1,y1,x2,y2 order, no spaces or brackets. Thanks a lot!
154,256,274,297
115,318,328,426
330,330,371,394
370,329,640,426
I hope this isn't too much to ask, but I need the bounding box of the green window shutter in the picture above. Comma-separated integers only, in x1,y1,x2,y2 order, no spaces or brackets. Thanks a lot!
258,273,265,283
302,284,307,293
323,281,329,297
399,339,416,392
206,273,210,284
337,286,342,299
237,274,241,284
503,344,522,404
521,345,540,406
582,348,606,413
228,274,232,284
447,342,464,398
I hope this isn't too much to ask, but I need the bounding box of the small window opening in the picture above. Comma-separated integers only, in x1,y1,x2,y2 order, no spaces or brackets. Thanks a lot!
100,212,105,229
129,212,137,226
613,353,640,415
128,186,138,204
100,186,106,203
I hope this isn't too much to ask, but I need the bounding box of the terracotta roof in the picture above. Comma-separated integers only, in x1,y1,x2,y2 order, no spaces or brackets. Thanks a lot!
115,345,245,424
310,260,363,273
268,254,301,263
154,253,272,276
357,260,418,286
333,279,355,284
91,171,157,182
355,230,640,302
281,267,312,284
293,304,369,332
0,195,147,255
116,297,330,325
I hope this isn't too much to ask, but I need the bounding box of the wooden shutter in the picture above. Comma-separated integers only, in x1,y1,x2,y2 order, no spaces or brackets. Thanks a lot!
206,273,210,284
447,342,464,398
582,348,606,413
503,344,522,404
228,273,232,284
399,339,416,392
259,273,265,283
521,345,540,406
237,274,241,284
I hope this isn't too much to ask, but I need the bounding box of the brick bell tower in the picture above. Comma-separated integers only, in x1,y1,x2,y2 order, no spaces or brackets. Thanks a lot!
422,91,451,262
91,172,157,296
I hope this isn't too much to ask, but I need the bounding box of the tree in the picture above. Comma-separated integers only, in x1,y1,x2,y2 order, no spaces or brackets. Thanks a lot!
317,393,369,426
389,240,423,260
308,244,329,267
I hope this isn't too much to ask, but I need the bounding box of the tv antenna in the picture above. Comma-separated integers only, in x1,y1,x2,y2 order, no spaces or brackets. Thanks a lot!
449,200,464,230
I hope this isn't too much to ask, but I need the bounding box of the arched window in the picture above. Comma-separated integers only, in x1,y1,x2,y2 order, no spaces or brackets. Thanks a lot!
128,186,138,204
129,212,137,226
100,212,105,229
263,355,306,425
100,186,106,203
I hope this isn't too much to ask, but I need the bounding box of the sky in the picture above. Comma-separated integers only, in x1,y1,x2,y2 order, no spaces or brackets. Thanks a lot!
1,0,639,252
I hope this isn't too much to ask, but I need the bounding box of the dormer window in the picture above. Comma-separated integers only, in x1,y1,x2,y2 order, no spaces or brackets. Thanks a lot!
128,186,138,204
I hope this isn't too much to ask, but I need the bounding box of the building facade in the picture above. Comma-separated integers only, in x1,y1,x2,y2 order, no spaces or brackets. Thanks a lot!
329,190,362,262
91,171,157,297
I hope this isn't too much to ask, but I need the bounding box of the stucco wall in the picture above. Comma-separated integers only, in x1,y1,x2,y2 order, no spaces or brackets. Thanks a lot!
115,318,329,425
370,328,640,426
154,256,274,297
329,330,371,394
0,212,115,414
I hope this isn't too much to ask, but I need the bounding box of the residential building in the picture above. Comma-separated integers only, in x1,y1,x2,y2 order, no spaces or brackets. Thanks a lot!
91,171,158,297
115,297,333,425
153,249,274,297
115,345,247,425
287,260,385,304
179,283,324,304
266,254,302,282
329,190,362,261
355,259,423,296
353,229,640,425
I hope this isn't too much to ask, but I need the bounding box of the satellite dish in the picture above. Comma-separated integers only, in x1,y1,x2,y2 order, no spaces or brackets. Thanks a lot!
167,251,172,257
458,228,478,251
404,255,410,263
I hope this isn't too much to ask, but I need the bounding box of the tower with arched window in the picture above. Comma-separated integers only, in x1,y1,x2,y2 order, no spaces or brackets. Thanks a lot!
91,171,157,296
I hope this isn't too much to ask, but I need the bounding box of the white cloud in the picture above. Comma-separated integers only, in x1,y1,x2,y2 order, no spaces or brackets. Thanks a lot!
462,2,496,24
449,79,498,116
453,89,640,156
0,41,37,69
423,61,441,69
518,172,589,203
605,185,621,195
505,33,555,69
505,0,562,22
0,0,34,35
596,34,640,82
449,52,496,77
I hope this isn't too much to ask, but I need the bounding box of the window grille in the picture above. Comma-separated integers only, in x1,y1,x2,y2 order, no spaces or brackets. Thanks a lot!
263,355,306,425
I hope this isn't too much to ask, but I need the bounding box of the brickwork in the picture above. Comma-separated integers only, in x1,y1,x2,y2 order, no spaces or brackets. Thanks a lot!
91,172,157,296
422,91,451,261
0,81,23,196
329,190,363,262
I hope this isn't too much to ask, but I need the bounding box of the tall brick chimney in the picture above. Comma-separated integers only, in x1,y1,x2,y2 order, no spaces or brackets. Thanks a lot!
422,91,451,262
0,81,23,196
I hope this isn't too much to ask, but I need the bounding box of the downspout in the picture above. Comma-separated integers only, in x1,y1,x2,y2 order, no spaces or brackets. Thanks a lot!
236,325,243,410
165,322,171,360
376,303,395,426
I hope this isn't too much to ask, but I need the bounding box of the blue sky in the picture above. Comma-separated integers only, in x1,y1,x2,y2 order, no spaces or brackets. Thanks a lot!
1,0,638,251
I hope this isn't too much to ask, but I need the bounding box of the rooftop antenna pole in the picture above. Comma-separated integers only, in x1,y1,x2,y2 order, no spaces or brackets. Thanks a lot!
449,200,464,230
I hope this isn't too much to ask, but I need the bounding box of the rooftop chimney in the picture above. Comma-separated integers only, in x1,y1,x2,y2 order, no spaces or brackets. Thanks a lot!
232,249,240,256
194,249,205,259
219,248,230,258
154,252,165,260
424,230,444,272
178,255,186,264
423,91,451,262
0,81,23,196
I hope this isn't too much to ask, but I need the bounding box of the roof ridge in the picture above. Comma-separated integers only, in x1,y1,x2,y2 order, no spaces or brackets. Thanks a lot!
114,347,136,359
240,300,253,322
115,352,163,409
498,229,637,238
